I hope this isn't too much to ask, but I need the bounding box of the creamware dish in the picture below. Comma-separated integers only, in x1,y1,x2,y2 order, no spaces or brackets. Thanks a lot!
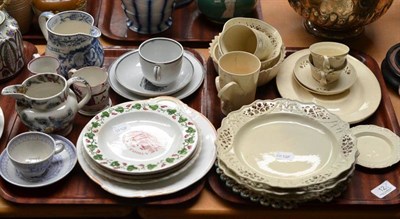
216,98,357,189
351,125,400,169
83,98,198,175
276,49,381,124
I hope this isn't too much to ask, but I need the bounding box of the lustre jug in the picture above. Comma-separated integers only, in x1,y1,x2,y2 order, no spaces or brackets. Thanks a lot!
38,10,104,78
1,73,91,136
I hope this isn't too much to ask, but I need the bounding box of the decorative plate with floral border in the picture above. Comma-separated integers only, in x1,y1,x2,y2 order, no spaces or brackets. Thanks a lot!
83,99,198,175
216,98,357,189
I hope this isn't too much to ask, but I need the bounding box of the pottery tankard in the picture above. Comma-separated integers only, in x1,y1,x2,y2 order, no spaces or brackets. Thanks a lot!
1,73,91,136
38,10,104,78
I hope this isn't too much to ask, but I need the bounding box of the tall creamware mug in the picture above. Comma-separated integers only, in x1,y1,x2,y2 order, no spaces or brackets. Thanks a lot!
215,51,261,115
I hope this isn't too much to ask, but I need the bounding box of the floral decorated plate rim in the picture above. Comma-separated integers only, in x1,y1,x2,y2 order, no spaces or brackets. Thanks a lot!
82,98,199,175
293,54,358,96
351,125,400,169
216,98,357,189
76,97,217,198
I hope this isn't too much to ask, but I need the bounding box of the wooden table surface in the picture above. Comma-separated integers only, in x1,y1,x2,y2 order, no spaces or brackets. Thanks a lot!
0,0,399,218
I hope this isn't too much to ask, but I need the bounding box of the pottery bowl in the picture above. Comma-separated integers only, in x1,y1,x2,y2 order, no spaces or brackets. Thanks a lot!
288,0,394,39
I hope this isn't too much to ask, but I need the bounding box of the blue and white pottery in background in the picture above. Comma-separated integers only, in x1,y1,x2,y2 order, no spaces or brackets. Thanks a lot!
121,0,175,34
38,10,104,78
0,10,24,82
1,73,92,136
0,134,77,188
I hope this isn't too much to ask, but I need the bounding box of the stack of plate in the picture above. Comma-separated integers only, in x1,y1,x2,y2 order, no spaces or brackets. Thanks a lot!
108,50,205,101
77,96,217,198
209,17,286,87
215,98,358,208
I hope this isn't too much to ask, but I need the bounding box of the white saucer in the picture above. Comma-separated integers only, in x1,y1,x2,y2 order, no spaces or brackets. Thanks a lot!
0,107,4,139
115,50,193,97
276,49,381,124
109,50,205,100
293,55,358,95
0,134,77,188
351,125,400,169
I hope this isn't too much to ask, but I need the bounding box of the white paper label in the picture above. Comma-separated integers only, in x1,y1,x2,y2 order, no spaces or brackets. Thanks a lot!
371,180,396,199
113,123,128,134
274,152,294,161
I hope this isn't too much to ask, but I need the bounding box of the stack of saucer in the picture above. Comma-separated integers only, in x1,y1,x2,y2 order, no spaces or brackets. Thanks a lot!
77,96,217,198
108,50,205,100
215,98,358,208
381,43,400,95
209,17,286,86
293,54,358,96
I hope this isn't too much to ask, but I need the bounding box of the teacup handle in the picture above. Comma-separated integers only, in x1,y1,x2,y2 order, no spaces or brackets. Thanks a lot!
217,80,244,99
153,65,161,81
322,55,331,72
54,140,65,155
38,11,55,41
67,76,92,109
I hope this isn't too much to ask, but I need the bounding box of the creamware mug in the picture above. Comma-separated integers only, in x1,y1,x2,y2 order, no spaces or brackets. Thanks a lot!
215,51,261,115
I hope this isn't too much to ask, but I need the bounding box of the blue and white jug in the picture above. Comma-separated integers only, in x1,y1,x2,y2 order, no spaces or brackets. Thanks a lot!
39,10,104,78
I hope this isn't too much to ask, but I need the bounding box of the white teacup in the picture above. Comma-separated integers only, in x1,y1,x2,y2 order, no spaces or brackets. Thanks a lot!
27,55,60,75
216,51,261,115
139,37,184,86
68,66,110,116
219,24,272,61
6,131,65,178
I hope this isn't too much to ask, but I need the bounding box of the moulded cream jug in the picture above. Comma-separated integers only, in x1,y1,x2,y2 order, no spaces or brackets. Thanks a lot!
1,73,91,136
38,10,104,78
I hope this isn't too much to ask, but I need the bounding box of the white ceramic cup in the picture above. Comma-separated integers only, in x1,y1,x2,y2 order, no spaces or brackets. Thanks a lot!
219,24,272,61
309,42,349,85
215,51,261,115
138,37,184,86
68,66,110,116
6,131,65,178
27,55,61,75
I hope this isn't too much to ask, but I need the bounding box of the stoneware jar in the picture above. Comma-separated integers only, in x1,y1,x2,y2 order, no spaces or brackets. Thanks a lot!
38,10,104,78
196,0,258,23
1,73,91,136
0,7,24,82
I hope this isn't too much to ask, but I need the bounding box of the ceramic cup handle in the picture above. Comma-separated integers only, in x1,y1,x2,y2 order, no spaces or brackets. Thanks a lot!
38,11,55,41
153,65,161,81
54,140,65,155
67,76,92,109
217,81,243,99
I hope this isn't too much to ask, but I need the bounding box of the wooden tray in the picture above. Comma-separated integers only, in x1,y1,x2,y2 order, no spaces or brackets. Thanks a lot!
22,0,102,43
0,43,207,205
207,48,400,206
98,0,263,47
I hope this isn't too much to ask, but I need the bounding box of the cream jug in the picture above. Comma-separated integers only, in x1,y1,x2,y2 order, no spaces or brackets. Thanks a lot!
1,73,91,136
38,10,104,78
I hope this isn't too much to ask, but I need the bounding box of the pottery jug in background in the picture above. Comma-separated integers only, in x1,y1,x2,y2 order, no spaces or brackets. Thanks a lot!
0,6,24,82
1,73,92,136
38,10,104,78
